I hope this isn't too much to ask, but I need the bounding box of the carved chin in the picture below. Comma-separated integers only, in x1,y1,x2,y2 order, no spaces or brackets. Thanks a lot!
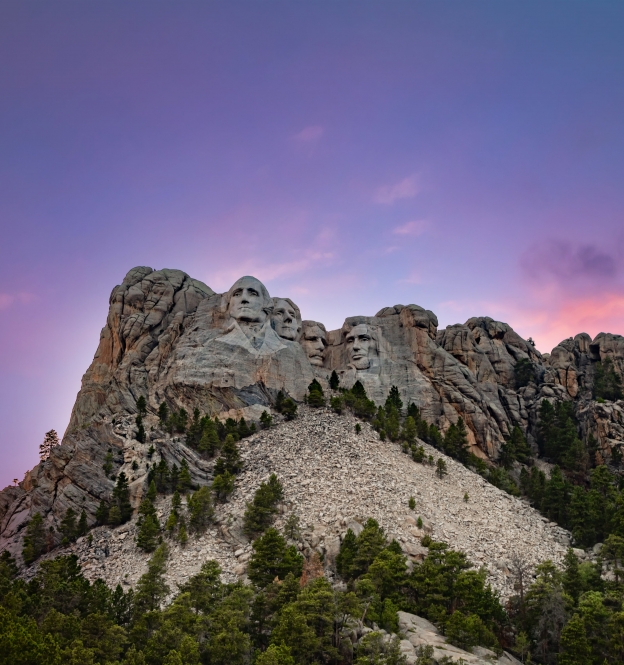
308,355,324,366
277,328,297,340
351,358,370,370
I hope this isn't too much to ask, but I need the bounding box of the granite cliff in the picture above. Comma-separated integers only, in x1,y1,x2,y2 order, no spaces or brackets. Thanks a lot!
1,266,623,567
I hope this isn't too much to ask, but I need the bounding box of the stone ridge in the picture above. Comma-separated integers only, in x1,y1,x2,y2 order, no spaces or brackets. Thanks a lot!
26,406,572,602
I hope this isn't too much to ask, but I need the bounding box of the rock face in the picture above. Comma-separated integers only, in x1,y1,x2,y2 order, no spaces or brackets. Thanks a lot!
1,267,623,568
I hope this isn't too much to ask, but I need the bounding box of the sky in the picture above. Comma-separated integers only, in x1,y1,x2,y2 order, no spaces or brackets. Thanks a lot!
1,1,624,488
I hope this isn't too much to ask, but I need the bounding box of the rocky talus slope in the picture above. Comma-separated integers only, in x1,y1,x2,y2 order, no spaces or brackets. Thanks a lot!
26,407,571,605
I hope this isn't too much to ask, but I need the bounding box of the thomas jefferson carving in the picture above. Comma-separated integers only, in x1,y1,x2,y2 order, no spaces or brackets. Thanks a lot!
272,298,302,341
345,324,377,370
301,321,327,366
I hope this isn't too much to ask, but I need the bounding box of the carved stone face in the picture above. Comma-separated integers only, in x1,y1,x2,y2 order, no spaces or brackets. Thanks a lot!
272,298,301,340
346,324,376,370
227,276,271,324
301,324,327,366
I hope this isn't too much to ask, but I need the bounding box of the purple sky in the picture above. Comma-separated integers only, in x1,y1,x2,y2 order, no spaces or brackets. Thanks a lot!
2,1,624,488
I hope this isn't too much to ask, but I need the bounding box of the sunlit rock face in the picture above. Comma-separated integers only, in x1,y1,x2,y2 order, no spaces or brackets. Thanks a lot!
2,265,623,562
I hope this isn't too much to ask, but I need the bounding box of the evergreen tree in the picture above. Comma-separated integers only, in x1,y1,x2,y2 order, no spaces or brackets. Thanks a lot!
558,614,591,665
256,643,295,665
135,415,146,443
385,404,400,441
243,474,284,538
178,517,188,546
158,401,169,427
170,463,180,492
260,410,273,429
59,508,78,545
146,479,157,503
509,425,532,465
178,458,192,493
198,418,220,455
136,499,160,552
112,472,133,523
281,398,298,420
329,370,340,390
514,358,534,389
247,528,303,588
22,512,47,564
186,408,203,448
39,429,60,461
401,417,417,445
133,543,170,616
562,549,583,603
594,357,623,401
307,379,325,408
436,458,448,479
77,510,88,537
336,528,357,579
275,390,286,413
154,459,170,493
165,491,180,536
136,395,147,415
188,486,214,533
212,470,235,503
385,386,403,414
96,500,110,525
238,417,251,438
215,434,242,474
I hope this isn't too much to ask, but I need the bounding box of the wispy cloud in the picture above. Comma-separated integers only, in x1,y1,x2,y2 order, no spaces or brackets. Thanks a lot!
398,271,423,285
520,240,620,285
293,125,324,143
0,292,36,311
374,173,420,204
392,219,429,236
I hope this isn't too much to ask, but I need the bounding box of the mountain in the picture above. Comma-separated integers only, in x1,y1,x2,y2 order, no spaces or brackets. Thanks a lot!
2,265,623,562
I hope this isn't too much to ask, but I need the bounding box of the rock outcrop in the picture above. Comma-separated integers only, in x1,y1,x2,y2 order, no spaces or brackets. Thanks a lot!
1,266,623,572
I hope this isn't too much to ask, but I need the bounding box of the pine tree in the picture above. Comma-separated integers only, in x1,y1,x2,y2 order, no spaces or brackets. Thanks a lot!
198,418,220,455
135,415,146,443
77,509,88,537
146,479,157,503
188,486,214,533
96,500,110,525
178,458,192,493
39,429,60,461
170,464,180,492
59,508,78,545
113,472,133,523
22,512,47,565
329,370,340,390
217,434,242,474
158,402,169,427
212,470,235,502
133,543,170,615
436,458,448,479
402,417,417,445
136,395,147,415
562,548,583,603
186,408,203,448
178,518,188,546
260,410,273,429
247,527,303,587
281,398,298,421
238,417,251,438
385,386,403,413
558,614,591,665
307,379,325,408
243,474,284,537
594,357,623,401
136,498,160,552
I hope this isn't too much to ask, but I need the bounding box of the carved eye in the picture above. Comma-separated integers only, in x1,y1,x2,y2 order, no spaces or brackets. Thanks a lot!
248,289,259,297
233,289,242,297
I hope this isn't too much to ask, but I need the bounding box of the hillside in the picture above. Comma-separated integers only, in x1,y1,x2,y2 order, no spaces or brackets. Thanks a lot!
24,406,570,602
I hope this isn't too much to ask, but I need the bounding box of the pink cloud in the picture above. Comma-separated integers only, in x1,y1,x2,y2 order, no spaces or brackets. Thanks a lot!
374,173,421,204
0,292,36,311
293,125,324,143
392,219,429,236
